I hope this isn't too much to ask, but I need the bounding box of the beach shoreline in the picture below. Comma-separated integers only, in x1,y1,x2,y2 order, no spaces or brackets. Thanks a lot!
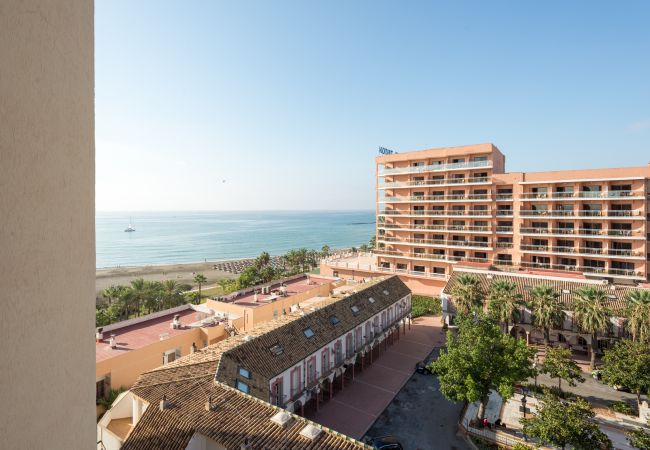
96,260,242,295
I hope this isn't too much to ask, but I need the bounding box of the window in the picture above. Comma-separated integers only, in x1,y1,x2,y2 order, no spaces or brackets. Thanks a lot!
272,379,283,405
329,315,340,325
269,343,284,355
291,367,301,397
96,377,108,401
368,297,375,304
303,327,315,338
383,290,389,296
321,350,330,372
351,305,360,315
235,380,249,394
238,367,251,379
163,348,180,365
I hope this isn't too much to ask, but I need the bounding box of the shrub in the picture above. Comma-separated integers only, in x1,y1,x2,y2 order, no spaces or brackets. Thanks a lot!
611,401,636,416
411,295,441,318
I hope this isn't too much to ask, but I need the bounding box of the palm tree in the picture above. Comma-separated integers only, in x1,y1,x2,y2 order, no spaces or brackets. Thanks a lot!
450,274,485,315
161,280,184,309
102,285,121,305
369,235,376,250
143,280,162,314
193,273,208,304
321,245,331,258
530,285,565,348
128,278,149,317
254,251,270,270
625,290,650,343
573,286,612,370
487,280,523,334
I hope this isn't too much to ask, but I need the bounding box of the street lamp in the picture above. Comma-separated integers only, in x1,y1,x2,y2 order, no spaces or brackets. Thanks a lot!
533,354,539,396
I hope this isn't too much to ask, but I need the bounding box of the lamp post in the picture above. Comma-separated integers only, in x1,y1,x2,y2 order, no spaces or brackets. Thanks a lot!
533,354,539,396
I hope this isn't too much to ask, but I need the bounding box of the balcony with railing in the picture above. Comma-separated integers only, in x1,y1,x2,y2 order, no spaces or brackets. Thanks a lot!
519,261,646,279
377,176,491,189
495,193,514,201
377,223,491,233
495,226,513,233
519,190,646,201
379,193,492,202
519,209,645,219
376,266,448,279
520,244,644,259
378,209,492,217
376,250,489,264
380,159,492,176
379,236,491,249
520,227,646,239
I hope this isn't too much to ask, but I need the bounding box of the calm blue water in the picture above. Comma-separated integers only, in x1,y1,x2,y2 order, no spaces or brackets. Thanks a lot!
96,211,375,268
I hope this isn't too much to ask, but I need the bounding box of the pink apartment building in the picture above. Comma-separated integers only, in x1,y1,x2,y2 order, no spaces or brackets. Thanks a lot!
321,143,650,295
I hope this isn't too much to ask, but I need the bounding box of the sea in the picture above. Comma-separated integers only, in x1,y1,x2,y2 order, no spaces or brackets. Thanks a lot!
96,211,375,268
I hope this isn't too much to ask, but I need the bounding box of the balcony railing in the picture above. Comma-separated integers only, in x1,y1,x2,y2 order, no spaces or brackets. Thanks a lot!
519,262,645,279
495,226,513,233
376,266,449,279
519,209,643,218
520,227,645,238
379,237,491,247
520,190,644,200
380,160,492,175
376,250,489,264
496,242,514,248
496,210,514,216
378,209,492,217
378,223,491,232
495,194,513,200
379,194,492,202
377,176,491,189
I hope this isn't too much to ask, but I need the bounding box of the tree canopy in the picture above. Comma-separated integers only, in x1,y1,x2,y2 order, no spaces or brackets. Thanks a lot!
450,274,485,314
430,312,535,420
521,391,612,450
540,346,584,393
601,340,650,415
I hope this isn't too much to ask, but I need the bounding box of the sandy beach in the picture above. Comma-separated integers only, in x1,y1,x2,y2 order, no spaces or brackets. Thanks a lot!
96,261,239,295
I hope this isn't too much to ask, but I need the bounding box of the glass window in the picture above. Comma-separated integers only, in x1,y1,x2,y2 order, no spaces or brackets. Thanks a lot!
269,343,284,355
351,305,360,315
238,367,251,379
329,315,340,325
303,327,315,338
235,380,249,394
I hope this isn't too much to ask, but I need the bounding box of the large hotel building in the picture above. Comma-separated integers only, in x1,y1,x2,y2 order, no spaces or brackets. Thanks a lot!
322,143,650,295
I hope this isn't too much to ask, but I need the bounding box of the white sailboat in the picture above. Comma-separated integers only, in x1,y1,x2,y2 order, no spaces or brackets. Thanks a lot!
124,217,136,232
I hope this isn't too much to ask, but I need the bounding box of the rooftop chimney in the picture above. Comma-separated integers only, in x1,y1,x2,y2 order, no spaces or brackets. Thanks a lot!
191,342,197,353
109,334,117,349
204,395,212,411
240,437,252,450
159,395,168,411
96,327,104,342
172,314,181,329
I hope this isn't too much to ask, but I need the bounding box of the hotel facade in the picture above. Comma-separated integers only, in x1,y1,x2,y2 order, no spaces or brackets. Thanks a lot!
322,143,650,295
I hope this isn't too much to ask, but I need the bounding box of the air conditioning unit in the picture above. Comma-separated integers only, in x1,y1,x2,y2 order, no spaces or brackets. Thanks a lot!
601,279,609,285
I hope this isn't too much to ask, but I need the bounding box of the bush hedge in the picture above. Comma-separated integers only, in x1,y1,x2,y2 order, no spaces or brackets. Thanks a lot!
411,295,441,318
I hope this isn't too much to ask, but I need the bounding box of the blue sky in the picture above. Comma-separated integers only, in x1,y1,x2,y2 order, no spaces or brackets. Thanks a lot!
96,1,650,211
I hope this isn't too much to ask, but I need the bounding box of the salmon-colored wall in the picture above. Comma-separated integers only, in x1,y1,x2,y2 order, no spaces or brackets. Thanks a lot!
96,325,227,390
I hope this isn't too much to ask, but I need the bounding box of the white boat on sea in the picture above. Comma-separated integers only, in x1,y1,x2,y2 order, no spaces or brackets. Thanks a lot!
124,217,135,232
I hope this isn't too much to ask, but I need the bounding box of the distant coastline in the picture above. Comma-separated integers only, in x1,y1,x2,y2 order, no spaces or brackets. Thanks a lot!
97,210,375,268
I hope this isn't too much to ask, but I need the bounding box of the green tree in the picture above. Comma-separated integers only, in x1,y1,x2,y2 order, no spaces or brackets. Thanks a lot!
102,285,122,305
573,286,612,370
193,273,208,303
254,251,271,270
521,391,612,450
238,266,260,288
626,290,650,343
161,280,185,309
530,285,565,347
487,280,523,334
601,340,650,416
450,274,485,315
540,346,585,393
259,266,276,283
369,235,376,249
128,278,149,317
430,313,535,421
321,245,331,258
628,427,650,450
359,243,369,253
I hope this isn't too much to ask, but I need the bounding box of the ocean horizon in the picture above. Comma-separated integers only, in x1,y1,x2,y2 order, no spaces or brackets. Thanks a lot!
96,210,375,268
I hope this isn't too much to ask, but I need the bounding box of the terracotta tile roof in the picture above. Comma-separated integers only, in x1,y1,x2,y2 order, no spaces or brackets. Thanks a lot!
443,269,648,312
216,277,410,385
124,378,367,450
122,277,410,450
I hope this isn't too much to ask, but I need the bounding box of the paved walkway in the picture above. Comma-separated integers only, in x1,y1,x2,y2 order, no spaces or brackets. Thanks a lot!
307,316,445,439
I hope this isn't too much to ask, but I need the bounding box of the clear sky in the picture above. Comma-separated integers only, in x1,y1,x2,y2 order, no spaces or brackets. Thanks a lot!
96,1,650,211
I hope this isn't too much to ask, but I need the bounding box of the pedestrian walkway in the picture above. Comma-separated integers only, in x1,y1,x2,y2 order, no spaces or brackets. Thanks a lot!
307,315,445,439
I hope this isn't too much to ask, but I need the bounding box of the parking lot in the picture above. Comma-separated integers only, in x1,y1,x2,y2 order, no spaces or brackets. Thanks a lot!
365,348,471,450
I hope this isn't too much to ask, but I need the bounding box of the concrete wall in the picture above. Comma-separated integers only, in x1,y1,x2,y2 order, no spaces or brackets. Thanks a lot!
0,1,95,448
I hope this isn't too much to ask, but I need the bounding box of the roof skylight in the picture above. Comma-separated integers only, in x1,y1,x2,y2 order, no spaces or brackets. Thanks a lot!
269,343,284,355
303,327,315,338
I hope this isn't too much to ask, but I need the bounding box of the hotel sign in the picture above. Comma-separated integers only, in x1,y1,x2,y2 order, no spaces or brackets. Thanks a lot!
378,146,396,155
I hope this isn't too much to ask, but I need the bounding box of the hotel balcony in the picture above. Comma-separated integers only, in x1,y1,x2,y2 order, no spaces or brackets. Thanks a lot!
518,210,646,219
519,244,645,259
376,250,489,264
378,209,492,218
520,227,646,240
378,194,492,203
519,262,646,280
378,236,492,250
378,223,492,233
519,191,647,201
495,193,514,201
495,226,514,233
379,160,492,176
377,176,491,189
375,266,448,279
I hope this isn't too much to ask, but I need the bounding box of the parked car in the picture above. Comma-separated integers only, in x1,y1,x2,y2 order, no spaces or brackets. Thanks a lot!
365,435,404,450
